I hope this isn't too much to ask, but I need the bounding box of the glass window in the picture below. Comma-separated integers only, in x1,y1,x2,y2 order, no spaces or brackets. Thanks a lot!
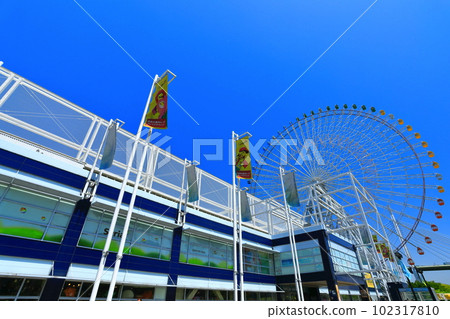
330,242,360,275
92,284,119,300
19,279,45,296
78,208,172,261
0,186,73,243
121,286,154,300
245,291,259,300
180,234,232,269
275,240,324,275
79,282,93,299
60,281,81,298
186,288,207,300
243,247,274,275
0,278,22,297
50,213,71,227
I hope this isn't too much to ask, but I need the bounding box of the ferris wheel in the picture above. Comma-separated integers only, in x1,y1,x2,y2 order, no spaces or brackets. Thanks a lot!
250,104,447,266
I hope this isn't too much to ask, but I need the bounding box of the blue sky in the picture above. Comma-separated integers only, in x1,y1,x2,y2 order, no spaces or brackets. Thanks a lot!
1,0,450,283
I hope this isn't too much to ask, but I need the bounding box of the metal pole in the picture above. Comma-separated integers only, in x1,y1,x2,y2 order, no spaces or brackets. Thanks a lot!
279,167,304,301
106,130,152,300
231,131,238,301
238,179,245,301
177,159,188,225
80,119,113,199
90,75,159,301
419,271,437,301
406,277,419,301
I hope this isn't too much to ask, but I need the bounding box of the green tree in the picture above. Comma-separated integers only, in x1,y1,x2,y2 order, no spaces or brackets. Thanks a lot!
410,281,450,293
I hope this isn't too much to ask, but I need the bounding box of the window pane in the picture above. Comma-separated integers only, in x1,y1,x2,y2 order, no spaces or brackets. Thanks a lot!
96,284,118,299
121,286,154,300
78,234,95,248
185,289,206,300
79,282,93,299
0,218,45,240
60,281,81,298
50,213,70,227
57,200,75,214
43,227,65,242
0,277,22,297
5,188,56,209
19,279,45,296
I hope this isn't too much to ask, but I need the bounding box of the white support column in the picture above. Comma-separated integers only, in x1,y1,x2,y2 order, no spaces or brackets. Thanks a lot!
90,75,159,301
76,117,98,161
238,180,245,301
81,119,102,163
279,167,304,301
0,73,15,96
231,131,238,301
106,130,152,301
0,77,21,109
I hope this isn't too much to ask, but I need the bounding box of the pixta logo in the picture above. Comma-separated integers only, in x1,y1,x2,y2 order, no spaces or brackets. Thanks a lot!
126,128,173,169
192,138,324,167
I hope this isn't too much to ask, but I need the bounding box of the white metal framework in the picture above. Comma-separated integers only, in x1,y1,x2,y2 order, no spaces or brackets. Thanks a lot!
250,105,448,289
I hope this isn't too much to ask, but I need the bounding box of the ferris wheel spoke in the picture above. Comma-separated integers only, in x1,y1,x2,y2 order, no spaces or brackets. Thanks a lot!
367,187,437,201
285,123,317,176
376,205,434,227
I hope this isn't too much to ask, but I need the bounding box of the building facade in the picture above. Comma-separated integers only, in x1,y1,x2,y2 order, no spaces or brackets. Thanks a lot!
0,66,381,301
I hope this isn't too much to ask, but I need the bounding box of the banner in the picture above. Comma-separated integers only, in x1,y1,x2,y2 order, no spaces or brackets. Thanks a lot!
235,137,252,179
186,165,199,202
364,272,375,288
397,258,414,281
100,122,117,169
372,234,382,253
380,243,394,262
144,74,169,129
240,190,252,222
282,171,300,207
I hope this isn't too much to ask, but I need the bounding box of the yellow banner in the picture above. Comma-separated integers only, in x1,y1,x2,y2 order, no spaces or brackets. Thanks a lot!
235,137,252,179
144,74,169,129
364,273,375,288
372,235,382,253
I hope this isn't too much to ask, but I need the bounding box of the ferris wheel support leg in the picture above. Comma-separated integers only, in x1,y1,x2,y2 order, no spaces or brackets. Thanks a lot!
374,210,402,283
349,173,391,300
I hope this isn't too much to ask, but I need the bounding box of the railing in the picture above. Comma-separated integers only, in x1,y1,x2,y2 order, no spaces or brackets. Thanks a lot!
0,66,303,235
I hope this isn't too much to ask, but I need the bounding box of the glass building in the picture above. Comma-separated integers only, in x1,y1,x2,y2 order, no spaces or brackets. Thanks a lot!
0,66,381,301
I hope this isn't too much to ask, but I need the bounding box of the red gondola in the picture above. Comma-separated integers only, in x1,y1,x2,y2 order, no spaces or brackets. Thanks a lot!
407,258,415,266
431,224,438,232
437,199,444,206
417,247,424,255
435,212,443,219
425,237,432,244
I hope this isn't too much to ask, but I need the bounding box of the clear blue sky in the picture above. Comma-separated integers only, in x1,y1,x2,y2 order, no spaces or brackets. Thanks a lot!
1,0,450,283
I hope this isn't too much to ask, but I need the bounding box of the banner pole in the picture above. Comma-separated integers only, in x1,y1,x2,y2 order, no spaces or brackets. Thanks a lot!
90,75,159,301
238,178,245,301
279,167,304,301
106,128,152,301
231,131,238,301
